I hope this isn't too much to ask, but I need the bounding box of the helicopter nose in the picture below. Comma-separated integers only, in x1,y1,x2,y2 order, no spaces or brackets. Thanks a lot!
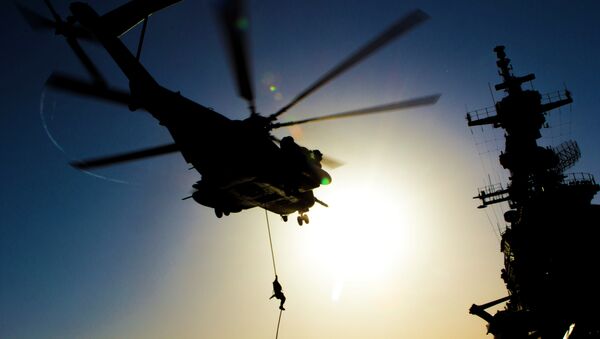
319,169,332,186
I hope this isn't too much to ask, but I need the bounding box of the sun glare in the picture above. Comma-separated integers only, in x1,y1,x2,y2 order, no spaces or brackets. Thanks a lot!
306,175,417,302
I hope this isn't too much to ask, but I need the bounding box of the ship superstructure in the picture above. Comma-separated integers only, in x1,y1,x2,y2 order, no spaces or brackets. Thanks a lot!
468,46,600,338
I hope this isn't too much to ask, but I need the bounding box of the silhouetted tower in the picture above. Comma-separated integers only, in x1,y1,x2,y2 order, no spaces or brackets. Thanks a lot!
467,46,600,338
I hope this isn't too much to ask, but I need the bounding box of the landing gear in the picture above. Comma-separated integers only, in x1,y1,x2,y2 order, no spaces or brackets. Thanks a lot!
296,213,309,226
215,208,231,218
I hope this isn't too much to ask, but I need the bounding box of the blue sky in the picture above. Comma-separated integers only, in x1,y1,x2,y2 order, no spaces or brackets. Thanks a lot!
1,1,600,338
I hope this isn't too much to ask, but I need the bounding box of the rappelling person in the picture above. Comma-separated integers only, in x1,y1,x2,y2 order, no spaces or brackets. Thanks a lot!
269,275,286,311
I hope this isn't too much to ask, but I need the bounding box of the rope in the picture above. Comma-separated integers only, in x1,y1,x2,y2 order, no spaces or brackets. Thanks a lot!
264,210,283,339
265,209,277,276
275,309,283,339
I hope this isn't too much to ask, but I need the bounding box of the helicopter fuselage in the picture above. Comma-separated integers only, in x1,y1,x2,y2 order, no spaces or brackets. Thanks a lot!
42,1,436,223
68,1,330,219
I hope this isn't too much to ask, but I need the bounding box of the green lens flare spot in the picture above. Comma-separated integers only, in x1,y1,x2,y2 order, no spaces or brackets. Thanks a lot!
236,17,249,30
321,177,331,185
269,85,277,92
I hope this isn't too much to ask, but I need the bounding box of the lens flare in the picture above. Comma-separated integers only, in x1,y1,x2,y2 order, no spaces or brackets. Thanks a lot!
235,17,248,30
305,178,416,302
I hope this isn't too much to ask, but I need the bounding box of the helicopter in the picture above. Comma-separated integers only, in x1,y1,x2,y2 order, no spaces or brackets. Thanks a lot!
20,0,440,225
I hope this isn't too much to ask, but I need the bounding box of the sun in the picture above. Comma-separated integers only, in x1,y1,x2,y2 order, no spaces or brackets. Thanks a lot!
304,172,418,301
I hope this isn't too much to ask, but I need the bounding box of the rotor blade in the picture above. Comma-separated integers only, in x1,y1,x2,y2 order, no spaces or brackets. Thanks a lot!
270,9,430,120
71,143,180,169
16,2,95,40
16,3,55,30
42,0,61,22
46,72,131,106
65,37,107,86
321,156,344,169
41,0,104,83
217,0,256,115
272,93,440,128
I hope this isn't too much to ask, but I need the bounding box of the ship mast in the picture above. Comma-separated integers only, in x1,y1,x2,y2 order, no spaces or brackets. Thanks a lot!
467,46,600,338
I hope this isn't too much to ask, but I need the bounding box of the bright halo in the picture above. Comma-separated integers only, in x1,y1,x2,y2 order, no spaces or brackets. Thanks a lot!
305,172,417,302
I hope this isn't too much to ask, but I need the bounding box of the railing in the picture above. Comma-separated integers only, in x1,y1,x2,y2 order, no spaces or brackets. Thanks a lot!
467,105,496,123
563,172,597,186
541,90,570,106
475,182,510,208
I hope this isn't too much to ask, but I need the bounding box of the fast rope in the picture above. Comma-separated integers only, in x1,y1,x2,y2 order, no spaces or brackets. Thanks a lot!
265,209,277,276
264,210,283,339
275,309,283,339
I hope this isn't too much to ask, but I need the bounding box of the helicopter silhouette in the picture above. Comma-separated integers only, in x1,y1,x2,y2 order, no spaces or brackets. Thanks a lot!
20,0,440,224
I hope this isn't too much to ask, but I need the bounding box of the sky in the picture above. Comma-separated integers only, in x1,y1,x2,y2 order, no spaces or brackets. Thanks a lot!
1,1,600,338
